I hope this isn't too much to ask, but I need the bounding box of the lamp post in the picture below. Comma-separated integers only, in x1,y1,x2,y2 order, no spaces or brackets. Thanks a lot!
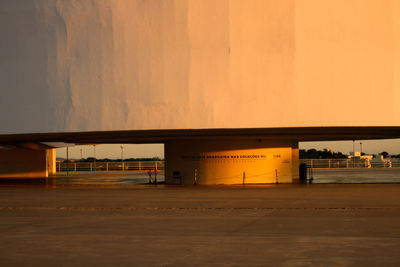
92,145,97,171
120,145,124,171
360,142,363,156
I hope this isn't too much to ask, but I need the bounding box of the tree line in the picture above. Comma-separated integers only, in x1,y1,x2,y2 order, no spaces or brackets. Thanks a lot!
300,149,400,159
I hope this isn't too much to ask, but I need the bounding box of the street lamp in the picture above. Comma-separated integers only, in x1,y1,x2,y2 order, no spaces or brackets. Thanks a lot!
120,145,124,171
360,142,363,155
93,145,97,163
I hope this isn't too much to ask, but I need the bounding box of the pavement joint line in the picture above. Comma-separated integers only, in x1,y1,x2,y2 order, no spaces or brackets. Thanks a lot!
1,206,399,211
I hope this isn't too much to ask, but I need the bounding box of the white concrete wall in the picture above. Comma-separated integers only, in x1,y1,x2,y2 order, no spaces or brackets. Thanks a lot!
1,0,399,134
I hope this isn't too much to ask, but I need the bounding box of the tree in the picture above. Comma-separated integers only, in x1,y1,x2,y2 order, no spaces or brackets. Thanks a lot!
380,152,389,158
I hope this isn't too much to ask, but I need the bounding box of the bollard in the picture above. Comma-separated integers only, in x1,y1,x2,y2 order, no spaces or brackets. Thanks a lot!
148,170,152,184
194,168,198,185
66,146,69,176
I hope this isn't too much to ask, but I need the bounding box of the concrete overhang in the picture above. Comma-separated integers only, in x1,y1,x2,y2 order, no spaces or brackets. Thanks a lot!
0,127,399,145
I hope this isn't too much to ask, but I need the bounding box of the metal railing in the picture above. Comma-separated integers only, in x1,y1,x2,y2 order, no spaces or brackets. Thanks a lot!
56,161,165,172
56,159,400,172
300,159,400,169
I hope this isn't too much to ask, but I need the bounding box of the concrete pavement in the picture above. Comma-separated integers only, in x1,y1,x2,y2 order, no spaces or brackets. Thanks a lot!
0,184,400,266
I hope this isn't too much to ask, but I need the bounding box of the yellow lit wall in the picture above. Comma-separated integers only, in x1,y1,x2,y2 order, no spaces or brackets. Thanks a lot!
165,140,299,185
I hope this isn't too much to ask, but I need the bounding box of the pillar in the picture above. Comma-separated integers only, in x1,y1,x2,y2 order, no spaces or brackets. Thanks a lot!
47,148,56,175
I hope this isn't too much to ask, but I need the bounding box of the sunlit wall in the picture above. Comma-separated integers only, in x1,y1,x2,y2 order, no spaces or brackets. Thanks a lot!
165,139,298,184
1,0,399,134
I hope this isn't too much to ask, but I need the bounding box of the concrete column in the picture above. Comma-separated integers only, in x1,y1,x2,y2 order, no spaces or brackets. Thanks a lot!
291,143,300,183
0,147,48,178
47,148,56,175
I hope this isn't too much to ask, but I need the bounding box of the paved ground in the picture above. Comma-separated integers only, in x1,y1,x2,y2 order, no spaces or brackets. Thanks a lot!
313,168,400,183
4,167,400,186
1,184,400,266
53,170,165,185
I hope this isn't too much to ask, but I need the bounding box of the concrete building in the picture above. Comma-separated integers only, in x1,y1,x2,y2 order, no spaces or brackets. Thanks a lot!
0,1,400,183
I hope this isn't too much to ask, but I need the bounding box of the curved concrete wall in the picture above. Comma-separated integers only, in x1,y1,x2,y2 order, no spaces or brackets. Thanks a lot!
165,139,299,184
1,0,399,134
